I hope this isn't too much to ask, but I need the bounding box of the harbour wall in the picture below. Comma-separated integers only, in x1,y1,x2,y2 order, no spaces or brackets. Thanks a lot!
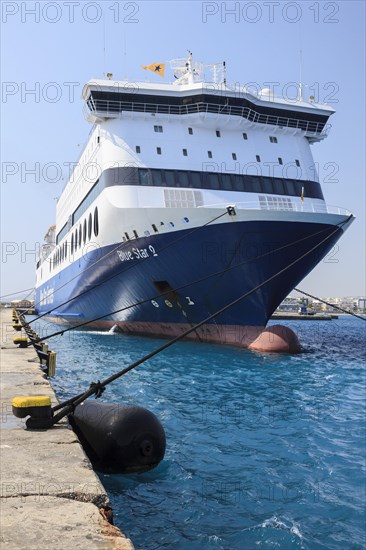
0,307,134,550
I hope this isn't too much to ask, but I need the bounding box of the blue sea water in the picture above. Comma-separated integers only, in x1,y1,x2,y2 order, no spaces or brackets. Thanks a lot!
31,316,365,550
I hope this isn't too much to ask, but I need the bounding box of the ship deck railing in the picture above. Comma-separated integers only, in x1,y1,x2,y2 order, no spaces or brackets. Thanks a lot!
199,202,352,216
85,98,330,137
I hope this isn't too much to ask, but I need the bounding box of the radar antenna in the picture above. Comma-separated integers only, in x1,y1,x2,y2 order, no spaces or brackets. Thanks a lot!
170,53,227,86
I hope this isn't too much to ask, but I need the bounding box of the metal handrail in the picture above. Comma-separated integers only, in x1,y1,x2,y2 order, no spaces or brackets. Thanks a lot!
200,201,351,215
86,98,330,136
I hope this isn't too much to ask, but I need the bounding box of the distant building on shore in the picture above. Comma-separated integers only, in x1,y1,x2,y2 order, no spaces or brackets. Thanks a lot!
10,299,34,309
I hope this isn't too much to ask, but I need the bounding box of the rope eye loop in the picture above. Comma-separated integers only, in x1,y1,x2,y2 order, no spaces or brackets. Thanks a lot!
90,380,106,398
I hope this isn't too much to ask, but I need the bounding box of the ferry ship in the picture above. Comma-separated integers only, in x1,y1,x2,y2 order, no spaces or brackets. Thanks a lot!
35,54,354,350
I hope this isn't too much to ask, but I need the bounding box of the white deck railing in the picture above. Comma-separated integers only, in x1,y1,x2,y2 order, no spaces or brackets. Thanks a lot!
84,99,330,137
199,201,352,216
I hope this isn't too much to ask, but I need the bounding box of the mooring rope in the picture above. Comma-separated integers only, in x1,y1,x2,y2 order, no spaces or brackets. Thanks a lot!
29,210,229,324
31,222,343,344
294,288,366,321
0,287,34,299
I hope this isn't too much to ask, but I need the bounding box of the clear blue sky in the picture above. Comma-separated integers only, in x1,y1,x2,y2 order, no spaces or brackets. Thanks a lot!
1,0,365,299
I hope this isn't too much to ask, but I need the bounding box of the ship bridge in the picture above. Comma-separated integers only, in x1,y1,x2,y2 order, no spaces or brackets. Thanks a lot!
82,55,334,143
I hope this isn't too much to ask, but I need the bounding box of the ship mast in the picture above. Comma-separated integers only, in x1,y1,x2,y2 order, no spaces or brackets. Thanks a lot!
186,51,194,85
171,52,203,85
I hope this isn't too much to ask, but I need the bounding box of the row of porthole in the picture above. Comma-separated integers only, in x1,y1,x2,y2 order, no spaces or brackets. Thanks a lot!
51,209,186,268
136,145,301,166
50,207,99,270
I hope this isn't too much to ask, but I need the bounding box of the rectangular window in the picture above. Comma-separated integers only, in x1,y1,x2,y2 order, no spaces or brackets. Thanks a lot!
164,189,203,208
269,136,278,143
216,130,221,137
182,148,188,156
285,180,296,195
278,157,283,165
56,222,68,244
231,174,244,192
154,125,163,133
139,169,151,186
232,153,237,160
274,178,285,194
221,174,233,191
261,177,273,194
295,159,301,167
194,191,203,207
259,195,293,211
242,133,248,140
245,175,262,193
207,151,213,158
188,127,193,135
136,145,141,153
256,155,261,162
190,172,201,188
164,170,175,186
210,174,220,190
152,169,163,186
71,178,102,228
157,147,162,155
176,171,189,187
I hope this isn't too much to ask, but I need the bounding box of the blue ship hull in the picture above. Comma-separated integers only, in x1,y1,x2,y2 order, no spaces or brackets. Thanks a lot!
36,219,345,345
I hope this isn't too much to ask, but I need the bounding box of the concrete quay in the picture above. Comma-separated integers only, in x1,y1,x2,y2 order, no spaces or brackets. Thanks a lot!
0,308,134,550
271,312,337,320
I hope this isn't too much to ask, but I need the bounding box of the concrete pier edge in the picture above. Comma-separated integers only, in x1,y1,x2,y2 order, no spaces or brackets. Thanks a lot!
0,308,134,550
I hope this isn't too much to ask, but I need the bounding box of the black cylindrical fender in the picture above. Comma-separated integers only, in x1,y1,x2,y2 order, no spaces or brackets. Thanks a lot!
70,401,166,473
